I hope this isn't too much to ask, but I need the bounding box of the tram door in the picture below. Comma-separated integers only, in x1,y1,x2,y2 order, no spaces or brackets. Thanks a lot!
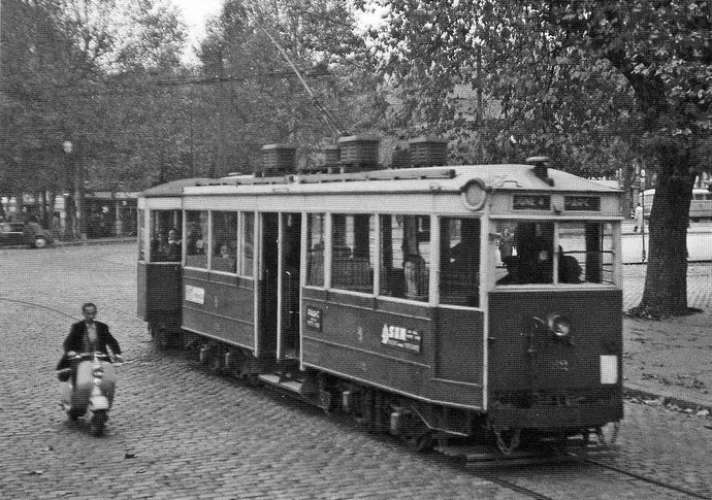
259,213,279,357
280,213,301,359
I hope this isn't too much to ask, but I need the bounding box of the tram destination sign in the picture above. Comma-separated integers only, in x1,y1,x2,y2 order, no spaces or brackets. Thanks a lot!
513,194,551,210
564,196,601,211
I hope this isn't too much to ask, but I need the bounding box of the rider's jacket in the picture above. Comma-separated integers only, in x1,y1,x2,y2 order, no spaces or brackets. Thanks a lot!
56,321,122,370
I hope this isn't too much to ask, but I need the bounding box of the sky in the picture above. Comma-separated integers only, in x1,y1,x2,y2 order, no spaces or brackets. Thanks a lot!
168,0,225,63
167,0,386,64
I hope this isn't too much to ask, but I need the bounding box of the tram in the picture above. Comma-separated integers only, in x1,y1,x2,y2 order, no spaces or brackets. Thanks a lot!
137,136,624,453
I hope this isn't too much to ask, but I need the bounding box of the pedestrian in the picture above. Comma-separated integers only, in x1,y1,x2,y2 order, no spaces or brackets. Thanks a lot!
633,203,643,232
498,227,514,263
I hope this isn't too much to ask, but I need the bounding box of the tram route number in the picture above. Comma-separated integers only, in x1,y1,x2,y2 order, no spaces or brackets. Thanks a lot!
381,324,422,353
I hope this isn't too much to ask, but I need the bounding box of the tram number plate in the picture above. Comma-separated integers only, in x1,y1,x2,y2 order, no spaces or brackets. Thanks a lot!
600,355,618,384
381,324,422,353
305,306,322,331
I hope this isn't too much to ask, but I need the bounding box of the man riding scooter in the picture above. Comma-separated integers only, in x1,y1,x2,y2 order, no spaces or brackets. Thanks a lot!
56,303,123,434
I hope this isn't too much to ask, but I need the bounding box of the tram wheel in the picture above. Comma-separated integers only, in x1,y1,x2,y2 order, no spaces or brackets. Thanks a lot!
404,431,434,453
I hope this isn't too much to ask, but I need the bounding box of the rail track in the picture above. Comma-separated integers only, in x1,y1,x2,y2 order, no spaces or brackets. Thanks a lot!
5,295,710,500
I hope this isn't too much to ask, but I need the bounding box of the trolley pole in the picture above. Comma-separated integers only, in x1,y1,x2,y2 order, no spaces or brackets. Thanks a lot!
640,169,646,262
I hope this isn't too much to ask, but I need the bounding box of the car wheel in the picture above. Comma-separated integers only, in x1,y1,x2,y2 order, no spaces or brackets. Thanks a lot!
34,236,48,249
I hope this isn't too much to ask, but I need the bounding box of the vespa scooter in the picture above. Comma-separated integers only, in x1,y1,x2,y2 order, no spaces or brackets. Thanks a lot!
57,351,121,436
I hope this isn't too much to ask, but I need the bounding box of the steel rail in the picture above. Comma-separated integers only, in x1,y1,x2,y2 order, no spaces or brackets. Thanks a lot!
585,458,711,499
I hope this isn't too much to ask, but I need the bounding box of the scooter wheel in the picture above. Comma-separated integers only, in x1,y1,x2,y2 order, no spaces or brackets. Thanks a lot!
90,411,107,436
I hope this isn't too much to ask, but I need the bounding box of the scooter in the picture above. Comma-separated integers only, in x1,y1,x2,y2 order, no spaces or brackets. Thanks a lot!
57,351,122,436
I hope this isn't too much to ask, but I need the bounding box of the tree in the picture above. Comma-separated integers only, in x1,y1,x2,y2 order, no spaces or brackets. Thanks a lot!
194,0,387,174
370,0,711,317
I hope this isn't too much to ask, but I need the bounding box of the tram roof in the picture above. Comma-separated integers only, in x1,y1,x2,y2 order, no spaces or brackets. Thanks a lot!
140,165,620,198
141,177,214,197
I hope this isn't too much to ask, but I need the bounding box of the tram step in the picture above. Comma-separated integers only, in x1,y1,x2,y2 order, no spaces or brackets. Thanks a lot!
258,374,304,395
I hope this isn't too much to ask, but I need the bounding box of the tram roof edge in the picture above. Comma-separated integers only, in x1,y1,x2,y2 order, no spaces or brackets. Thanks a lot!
166,165,621,196
140,177,215,197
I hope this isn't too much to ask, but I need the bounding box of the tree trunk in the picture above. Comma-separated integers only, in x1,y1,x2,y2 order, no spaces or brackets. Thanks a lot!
636,141,695,317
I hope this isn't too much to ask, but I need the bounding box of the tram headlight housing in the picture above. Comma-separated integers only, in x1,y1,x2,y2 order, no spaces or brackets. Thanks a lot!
547,313,572,340
461,179,488,211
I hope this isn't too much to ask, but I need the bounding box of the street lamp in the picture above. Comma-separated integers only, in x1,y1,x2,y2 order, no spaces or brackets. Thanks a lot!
62,140,75,239
640,169,646,262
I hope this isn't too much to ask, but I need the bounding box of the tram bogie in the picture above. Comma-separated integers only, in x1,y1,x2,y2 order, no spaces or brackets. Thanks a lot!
137,138,624,453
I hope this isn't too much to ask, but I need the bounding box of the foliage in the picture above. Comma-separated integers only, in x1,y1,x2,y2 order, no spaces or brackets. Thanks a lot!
194,0,387,173
371,0,711,315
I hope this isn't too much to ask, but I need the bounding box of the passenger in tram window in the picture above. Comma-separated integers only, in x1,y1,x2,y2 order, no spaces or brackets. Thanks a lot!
497,256,520,285
219,243,232,259
150,232,166,262
187,222,204,255
164,229,181,262
532,247,553,283
403,254,427,300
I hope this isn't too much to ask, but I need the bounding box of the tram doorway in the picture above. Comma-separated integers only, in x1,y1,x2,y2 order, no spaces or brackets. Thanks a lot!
280,213,301,360
259,213,279,358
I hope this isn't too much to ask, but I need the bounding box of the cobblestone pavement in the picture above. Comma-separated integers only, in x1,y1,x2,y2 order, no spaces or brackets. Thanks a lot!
1,244,710,499
622,263,712,408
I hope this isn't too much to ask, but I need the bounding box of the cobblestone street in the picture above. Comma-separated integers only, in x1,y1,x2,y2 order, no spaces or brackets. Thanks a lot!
1,244,711,499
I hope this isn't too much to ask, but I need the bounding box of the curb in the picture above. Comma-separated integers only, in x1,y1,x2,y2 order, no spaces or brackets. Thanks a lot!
624,384,712,414
1,238,135,250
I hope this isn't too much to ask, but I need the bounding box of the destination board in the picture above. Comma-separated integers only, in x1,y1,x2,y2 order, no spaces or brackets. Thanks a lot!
513,194,551,210
564,196,601,211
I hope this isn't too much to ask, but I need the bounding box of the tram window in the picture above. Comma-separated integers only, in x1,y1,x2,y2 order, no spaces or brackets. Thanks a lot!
138,209,145,261
238,212,254,277
380,215,430,302
494,222,554,285
306,213,325,286
185,210,209,268
211,212,237,273
557,221,615,284
331,214,374,293
440,218,480,307
149,210,182,262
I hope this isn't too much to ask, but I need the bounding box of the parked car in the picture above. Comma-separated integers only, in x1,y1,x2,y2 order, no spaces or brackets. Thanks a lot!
0,221,53,248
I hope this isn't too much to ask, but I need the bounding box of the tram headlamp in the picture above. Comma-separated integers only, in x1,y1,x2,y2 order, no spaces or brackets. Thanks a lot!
461,179,488,210
547,313,572,339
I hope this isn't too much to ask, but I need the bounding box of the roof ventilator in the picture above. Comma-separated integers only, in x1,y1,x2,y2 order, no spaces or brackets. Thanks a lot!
259,144,297,177
337,135,380,173
408,136,448,168
526,155,554,186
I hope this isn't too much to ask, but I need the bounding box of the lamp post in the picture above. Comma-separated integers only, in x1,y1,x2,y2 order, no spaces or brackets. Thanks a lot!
640,169,646,262
62,140,75,239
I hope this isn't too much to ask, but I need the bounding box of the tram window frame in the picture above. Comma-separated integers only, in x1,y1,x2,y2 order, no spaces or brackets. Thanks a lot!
330,213,375,295
439,217,481,308
491,219,618,287
211,211,238,274
185,210,209,269
138,209,145,261
379,214,431,303
238,212,255,278
148,209,183,264
306,213,326,287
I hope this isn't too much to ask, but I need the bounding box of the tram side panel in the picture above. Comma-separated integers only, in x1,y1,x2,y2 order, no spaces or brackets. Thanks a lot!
181,268,256,349
487,289,623,429
137,261,182,326
301,288,484,409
